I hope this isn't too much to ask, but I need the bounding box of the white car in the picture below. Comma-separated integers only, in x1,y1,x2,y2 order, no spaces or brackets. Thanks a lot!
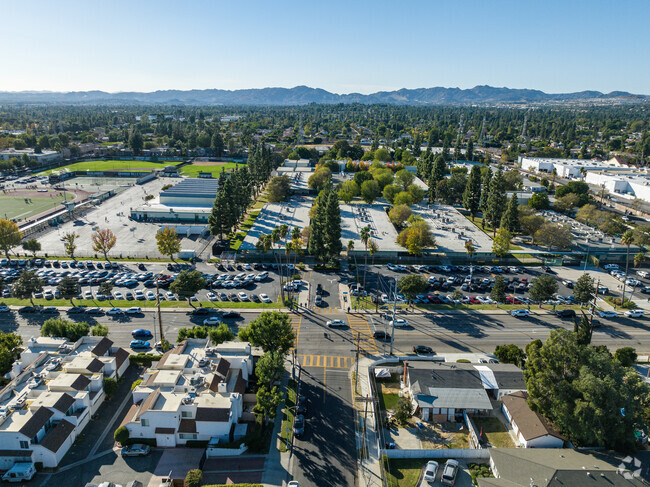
259,293,272,303
637,271,649,278
599,310,618,318
166,292,176,300
604,264,619,270
327,319,346,328
238,292,249,301
203,317,222,326
125,307,141,314
113,291,124,300
107,307,123,316
389,318,408,328
255,272,268,281
207,292,218,301
135,290,145,300
511,309,530,318
423,460,439,482
146,291,156,301
624,309,644,318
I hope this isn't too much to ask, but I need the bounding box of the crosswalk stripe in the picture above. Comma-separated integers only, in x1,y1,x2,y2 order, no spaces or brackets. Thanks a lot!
297,355,350,369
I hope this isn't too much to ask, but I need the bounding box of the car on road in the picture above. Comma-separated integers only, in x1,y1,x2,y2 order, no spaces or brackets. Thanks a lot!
511,309,530,318
121,443,151,457
599,310,618,318
42,307,58,314
424,460,439,482
441,459,459,485
327,319,346,328
87,307,104,315
543,266,557,274
625,309,645,318
222,311,241,319
67,306,86,314
562,280,574,288
389,318,409,328
130,340,150,350
131,329,153,339
125,307,142,315
203,317,222,326
107,307,123,316
297,394,307,414
413,345,434,355
373,330,391,340
260,293,272,303
293,414,305,438
556,309,576,318
191,307,210,315
0,305,10,313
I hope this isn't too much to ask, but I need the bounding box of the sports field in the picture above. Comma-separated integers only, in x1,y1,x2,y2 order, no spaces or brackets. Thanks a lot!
0,191,67,220
180,162,245,177
40,160,182,175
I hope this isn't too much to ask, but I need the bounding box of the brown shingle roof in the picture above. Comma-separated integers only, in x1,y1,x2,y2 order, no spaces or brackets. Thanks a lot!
40,419,75,453
19,407,54,438
195,407,230,422
502,391,564,442
70,375,91,391
233,370,246,395
52,393,75,414
215,358,230,377
135,389,160,420
120,404,139,428
86,358,104,373
91,337,114,357
155,427,175,434
178,419,197,433
209,374,223,393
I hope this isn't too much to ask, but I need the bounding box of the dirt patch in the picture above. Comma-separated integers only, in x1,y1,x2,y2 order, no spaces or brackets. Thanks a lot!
413,421,469,449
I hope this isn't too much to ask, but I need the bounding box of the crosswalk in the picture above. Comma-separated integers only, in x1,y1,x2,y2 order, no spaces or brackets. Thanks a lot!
290,315,302,348
298,354,352,369
310,306,339,314
347,314,380,353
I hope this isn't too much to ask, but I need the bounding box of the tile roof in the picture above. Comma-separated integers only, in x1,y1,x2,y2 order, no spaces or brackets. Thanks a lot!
70,375,91,391
502,391,564,442
19,407,54,438
91,337,114,357
52,393,76,414
178,419,197,433
233,370,246,395
86,358,105,373
195,407,230,422
40,419,75,453
209,374,223,393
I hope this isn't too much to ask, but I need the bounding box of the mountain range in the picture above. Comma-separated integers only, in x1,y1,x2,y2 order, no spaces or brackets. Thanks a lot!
0,85,646,106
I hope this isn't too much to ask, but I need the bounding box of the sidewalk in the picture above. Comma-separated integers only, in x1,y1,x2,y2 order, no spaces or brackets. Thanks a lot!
262,370,291,487
356,355,385,487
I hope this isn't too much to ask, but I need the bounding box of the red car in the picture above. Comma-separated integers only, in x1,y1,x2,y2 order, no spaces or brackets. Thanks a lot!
427,295,442,304
468,296,480,304
506,296,521,304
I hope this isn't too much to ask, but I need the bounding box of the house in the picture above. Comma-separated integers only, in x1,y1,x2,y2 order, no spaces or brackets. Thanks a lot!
479,448,645,487
405,362,526,421
501,392,564,448
122,339,253,447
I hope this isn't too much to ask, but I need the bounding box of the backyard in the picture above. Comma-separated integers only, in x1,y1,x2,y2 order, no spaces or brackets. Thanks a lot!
472,416,515,448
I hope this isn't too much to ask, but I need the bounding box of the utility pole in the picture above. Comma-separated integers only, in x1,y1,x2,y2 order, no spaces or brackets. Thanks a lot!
156,279,165,350
355,332,361,394
390,279,397,355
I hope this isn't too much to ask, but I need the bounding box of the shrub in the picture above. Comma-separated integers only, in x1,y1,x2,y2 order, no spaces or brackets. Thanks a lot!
615,347,638,367
103,377,118,399
131,379,143,391
129,353,158,366
456,359,471,363
145,194,154,201
114,426,129,445
185,469,203,487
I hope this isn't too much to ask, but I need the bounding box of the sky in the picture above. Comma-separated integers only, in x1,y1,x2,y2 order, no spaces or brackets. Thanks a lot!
3,0,649,95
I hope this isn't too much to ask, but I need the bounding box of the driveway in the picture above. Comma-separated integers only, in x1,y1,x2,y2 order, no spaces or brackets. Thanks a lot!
147,449,205,487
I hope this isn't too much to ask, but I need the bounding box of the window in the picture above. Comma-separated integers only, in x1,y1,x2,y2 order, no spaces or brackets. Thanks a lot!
141,419,149,427
181,411,193,418
19,441,29,449
179,433,197,440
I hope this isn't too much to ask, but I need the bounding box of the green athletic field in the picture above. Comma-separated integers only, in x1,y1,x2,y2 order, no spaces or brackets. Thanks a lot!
179,162,245,177
39,160,182,175
0,193,67,220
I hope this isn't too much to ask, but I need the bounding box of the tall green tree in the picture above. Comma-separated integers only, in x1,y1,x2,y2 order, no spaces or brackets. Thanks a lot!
529,274,559,305
128,129,143,155
484,165,507,235
22,239,41,258
490,276,507,303
169,270,206,307
462,165,482,219
0,219,22,259
324,189,342,259
57,276,80,306
238,311,294,360
211,132,224,157
479,166,492,217
12,270,43,305
500,194,520,233
492,228,512,258
621,230,634,305
574,273,595,305
494,344,526,367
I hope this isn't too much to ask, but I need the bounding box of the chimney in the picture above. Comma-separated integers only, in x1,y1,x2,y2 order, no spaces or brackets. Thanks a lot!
403,362,408,385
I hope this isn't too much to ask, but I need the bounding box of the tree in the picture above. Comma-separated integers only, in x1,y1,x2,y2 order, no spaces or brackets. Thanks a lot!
394,169,415,189
12,270,43,305
574,274,595,305
156,227,181,260
429,156,446,188
490,276,507,303
41,318,89,341
462,165,482,219
185,469,203,487
91,229,117,260
255,384,282,423
573,314,593,345
614,347,637,367
255,352,284,387
98,281,114,299
114,426,129,446
337,180,359,203
500,194,520,233
528,192,551,210
22,239,41,258
209,322,234,345
397,274,428,305
62,232,78,259
396,220,435,255
170,270,206,307
466,138,474,161
360,179,380,203
465,240,475,260
324,190,342,259
0,332,22,375
535,223,573,249
479,166,493,216
128,129,143,155
394,396,413,425
621,230,634,305
354,171,374,187
494,344,526,367
389,205,412,227
520,214,546,244
238,311,294,360
635,252,646,268
492,228,512,258
307,166,332,190
529,274,558,304
103,377,118,399
57,276,80,306
91,324,109,337
554,193,580,214
0,219,22,259
393,191,414,206
211,132,224,157
382,184,401,204
267,175,291,203
484,166,507,234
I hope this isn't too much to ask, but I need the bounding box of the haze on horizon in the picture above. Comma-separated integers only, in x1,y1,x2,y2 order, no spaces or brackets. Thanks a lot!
4,0,648,95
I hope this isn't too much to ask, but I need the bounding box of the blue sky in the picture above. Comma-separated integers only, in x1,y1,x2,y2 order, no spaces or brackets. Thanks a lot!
4,0,648,94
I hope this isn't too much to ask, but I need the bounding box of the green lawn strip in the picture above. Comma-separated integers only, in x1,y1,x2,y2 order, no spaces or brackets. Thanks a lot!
230,211,260,251
385,458,424,487
416,303,580,311
0,193,67,220
279,379,298,453
0,298,282,309
179,162,245,177
472,417,514,448
39,159,181,176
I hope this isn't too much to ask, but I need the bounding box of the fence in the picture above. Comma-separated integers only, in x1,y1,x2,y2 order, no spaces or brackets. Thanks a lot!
206,444,248,457
382,448,490,460
464,411,483,450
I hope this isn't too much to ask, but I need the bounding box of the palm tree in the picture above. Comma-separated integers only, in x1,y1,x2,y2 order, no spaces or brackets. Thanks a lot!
621,230,634,306
346,240,354,256
634,251,646,268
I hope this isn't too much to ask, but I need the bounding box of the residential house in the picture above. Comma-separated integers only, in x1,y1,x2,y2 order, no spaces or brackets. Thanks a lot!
501,391,564,448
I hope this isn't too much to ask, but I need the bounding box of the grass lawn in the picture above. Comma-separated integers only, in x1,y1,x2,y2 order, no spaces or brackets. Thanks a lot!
230,210,260,251
472,417,515,448
39,159,181,175
0,297,283,309
386,458,424,487
279,379,297,453
180,162,246,177
0,193,66,220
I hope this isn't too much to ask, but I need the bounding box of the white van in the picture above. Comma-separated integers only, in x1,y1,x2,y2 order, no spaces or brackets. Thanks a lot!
3,462,36,482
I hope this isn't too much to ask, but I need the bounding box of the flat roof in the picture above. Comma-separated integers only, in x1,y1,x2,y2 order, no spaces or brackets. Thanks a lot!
160,178,219,197
340,203,402,252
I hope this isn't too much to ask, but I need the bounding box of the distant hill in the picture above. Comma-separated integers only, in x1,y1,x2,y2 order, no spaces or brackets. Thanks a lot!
0,85,646,106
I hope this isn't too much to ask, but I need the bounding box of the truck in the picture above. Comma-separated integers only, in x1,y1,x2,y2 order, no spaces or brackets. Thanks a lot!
178,249,196,260
2,462,36,482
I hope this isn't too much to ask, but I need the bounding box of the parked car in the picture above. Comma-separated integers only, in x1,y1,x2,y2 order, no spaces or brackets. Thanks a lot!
121,444,151,457
599,310,618,318
293,414,305,438
107,307,123,316
125,307,142,315
440,459,459,486
203,317,222,326
556,309,576,318
130,340,150,350
260,293,272,303
423,460,439,483
131,329,153,339
413,345,434,355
